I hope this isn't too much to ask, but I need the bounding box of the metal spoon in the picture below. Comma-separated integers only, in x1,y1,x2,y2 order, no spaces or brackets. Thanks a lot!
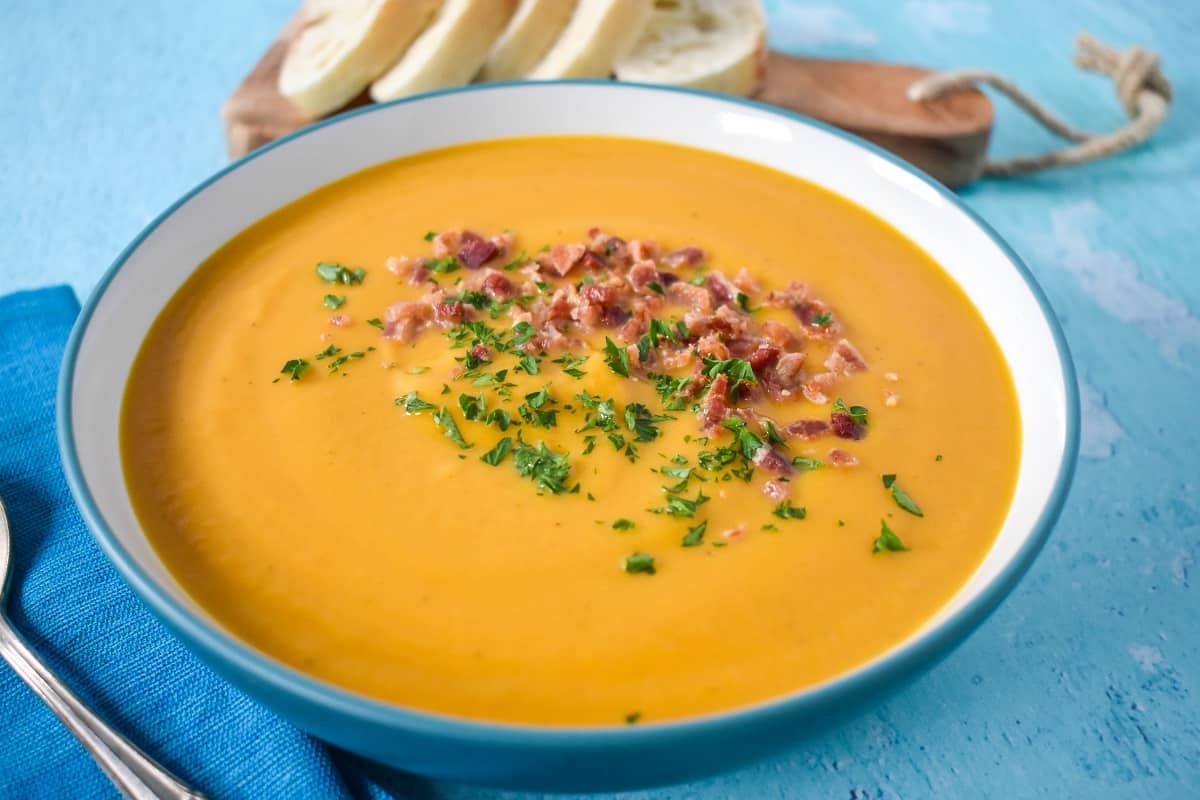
0,496,206,799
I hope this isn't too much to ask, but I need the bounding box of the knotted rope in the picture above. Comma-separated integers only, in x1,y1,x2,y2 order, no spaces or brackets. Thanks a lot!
907,33,1172,177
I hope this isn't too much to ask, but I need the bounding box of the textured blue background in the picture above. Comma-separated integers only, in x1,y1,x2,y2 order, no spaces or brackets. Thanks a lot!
1,0,1197,797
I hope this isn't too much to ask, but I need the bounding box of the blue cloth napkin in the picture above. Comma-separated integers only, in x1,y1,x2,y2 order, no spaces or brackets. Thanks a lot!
0,287,412,800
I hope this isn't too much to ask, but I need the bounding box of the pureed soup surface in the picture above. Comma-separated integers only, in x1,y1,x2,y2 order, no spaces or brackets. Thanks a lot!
122,136,1020,725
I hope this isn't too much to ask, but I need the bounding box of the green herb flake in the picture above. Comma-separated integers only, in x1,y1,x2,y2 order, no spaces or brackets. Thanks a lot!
792,456,823,470
426,257,460,274
396,391,435,414
772,500,807,520
433,406,472,450
873,519,909,553
890,482,924,517
603,337,630,378
458,392,487,421
423,230,437,241
703,357,757,399
812,311,833,327
612,518,636,531
681,520,707,547
832,398,869,426
721,417,764,461
406,366,430,375
322,294,346,309
367,317,384,330
515,353,541,375
552,352,588,378
761,523,779,532
736,292,756,313
623,552,656,575
624,711,642,725
512,436,572,494
625,402,673,442
649,491,709,518
314,344,341,360
646,281,665,296
480,437,513,466
315,262,365,285
882,474,897,489
936,454,944,462
279,358,309,382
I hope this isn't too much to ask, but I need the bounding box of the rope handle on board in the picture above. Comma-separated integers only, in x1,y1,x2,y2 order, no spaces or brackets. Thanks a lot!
907,33,1172,177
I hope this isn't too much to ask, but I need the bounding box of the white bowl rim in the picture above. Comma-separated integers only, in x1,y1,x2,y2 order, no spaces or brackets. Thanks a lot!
56,80,1080,747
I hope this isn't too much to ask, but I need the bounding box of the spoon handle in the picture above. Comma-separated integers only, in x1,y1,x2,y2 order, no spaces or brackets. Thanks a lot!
0,620,205,799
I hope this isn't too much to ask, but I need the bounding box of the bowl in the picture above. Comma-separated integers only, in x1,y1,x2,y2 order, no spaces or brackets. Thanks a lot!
57,81,1078,793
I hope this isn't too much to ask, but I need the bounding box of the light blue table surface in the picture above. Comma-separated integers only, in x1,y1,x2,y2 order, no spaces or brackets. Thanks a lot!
2,1,1197,797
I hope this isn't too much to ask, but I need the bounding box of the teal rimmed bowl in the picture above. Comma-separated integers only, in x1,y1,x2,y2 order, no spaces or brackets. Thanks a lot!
58,81,1078,792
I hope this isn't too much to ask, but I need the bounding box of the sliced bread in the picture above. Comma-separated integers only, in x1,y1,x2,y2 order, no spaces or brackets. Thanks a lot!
279,0,442,117
478,0,579,82
527,0,653,80
370,0,519,101
614,0,766,96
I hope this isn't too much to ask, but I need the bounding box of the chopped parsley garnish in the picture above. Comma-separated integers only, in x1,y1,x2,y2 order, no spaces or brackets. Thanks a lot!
812,311,833,327
513,436,571,494
458,392,487,421
433,406,472,449
518,385,558,429
314,344,341,360
702,357,757,399
511,321,537,346
423,230,437,241
515,353,541,375
625,712,642,725
625,403,673,442
480,437,512,466
646,281,665,296
279,358,309,382
936,454,944,462
649,490,709,518
612,518,635,531
603,336,630,377
721,417,764,460
873,519,909,553
326,351,365,373
772,500,807,520
761,523,779,532
736,292,756,313
366,317,384,330
322,294,346,309
426,257,459,274
624,552,656,575
681,520,707,547
406,366,430,375
396,391,435,414
761,418,785,446
576,392,618,433
315,262,365,285
552,352,588,378
832,398,869,426
882,474,924,516
485,408,513,431
648,372,690,411
636,319,678,361
792,456,823,470
501,249,527,271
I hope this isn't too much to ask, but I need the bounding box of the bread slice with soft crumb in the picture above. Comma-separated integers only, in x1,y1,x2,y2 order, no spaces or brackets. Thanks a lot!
370,0,518,101
279,0,442,117
615,0,766,96
478,0,579,82
527,0,653,80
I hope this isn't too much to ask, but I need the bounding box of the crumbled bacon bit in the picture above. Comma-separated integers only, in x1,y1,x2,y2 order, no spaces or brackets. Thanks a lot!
732,267,760,293
773,352,806,387
329,315,351,327
489,231,514,259
382,301,431,343
662,246,704,269
627,260,659,291
432,230,461,259
542,243,587,277
469,344,491,363
699,374,730,431
762,479,788,501
479,270,515,301
433,301,464,325
629,239,659,261
457,230,498,269
752,443,794,476
825,338,868,374
828,448,859,467
387,255,430,285
695,332,730,360
748,345,780,372
781,419,830,440
706,272,737,305
802,372,837,404
764,280,809,308
760,320,798,349
667,281,713,314
721,526,745,542
579,250,607,271
831,413,864,440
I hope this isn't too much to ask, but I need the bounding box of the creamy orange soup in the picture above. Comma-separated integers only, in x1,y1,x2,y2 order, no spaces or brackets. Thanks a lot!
122,136,1019,725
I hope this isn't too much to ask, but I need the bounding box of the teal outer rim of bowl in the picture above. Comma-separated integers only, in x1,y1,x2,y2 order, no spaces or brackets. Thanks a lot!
57,81,1081,755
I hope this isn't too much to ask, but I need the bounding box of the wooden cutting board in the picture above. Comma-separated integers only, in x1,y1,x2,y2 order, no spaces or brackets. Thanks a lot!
222,11,993,188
